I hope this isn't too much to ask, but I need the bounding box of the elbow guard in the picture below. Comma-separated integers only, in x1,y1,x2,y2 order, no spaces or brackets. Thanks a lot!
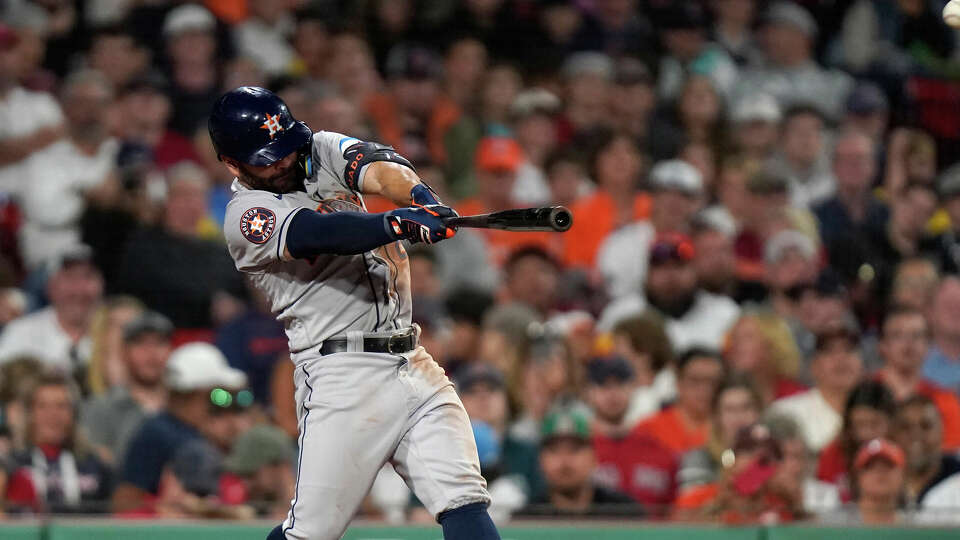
342,141,415,191
286,209,394,258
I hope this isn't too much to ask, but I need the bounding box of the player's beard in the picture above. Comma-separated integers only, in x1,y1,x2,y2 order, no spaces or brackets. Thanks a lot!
239,162,303,194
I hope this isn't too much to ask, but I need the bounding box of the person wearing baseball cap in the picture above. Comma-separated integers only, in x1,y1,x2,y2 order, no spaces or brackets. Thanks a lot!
843,438,906,525
730,93,781,160
457,136,556,267
113,342,249,513
596,159,704,300
519,408,639,517
220,425,295,517
80,310,174,464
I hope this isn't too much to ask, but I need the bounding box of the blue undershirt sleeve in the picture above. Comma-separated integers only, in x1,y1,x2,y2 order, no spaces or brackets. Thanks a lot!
285,209,396,258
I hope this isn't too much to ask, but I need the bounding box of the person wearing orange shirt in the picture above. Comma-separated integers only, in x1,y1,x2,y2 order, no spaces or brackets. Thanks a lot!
874,306,960,450
636,348,724,455
562,132,651,268
456,137,557,267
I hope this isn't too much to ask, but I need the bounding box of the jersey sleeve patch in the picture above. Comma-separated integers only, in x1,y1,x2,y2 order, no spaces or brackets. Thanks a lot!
240,207,277,244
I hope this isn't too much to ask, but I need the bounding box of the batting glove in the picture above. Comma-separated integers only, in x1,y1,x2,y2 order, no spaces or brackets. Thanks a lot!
385,205,458,244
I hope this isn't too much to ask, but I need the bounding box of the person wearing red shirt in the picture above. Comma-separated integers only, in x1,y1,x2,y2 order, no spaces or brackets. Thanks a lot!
456,137,557,267
873,306,960,450
587,356,678,515
816,380,896,502
637,348,724,455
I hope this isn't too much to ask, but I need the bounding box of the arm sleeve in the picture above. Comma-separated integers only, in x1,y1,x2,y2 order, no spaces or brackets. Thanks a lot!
286,209,395,258
311,131,366,193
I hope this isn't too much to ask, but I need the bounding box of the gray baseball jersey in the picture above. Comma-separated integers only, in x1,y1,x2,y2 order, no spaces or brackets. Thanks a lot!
223,131,411,353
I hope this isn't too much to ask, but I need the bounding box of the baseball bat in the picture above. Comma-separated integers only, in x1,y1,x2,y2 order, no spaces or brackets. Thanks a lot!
442,206,573,232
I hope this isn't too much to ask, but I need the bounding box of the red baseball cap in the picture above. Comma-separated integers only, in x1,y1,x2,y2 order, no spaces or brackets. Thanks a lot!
854,438,905,470
475,137,523,173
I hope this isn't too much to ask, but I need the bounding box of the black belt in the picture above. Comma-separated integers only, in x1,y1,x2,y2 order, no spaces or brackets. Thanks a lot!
319,328,418,356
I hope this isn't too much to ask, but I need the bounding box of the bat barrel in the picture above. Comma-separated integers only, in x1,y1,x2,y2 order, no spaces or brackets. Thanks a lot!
443,206,573,232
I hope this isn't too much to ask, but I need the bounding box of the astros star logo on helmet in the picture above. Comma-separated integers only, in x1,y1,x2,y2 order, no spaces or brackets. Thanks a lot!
260,113,284,139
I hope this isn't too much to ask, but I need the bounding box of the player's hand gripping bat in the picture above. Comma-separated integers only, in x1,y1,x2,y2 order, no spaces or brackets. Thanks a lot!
442,206,573,232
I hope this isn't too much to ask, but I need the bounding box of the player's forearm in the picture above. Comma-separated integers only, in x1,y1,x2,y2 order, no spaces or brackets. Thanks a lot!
285,209,396,258
360,161,423,206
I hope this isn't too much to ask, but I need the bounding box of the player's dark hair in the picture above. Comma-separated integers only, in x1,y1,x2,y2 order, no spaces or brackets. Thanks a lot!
676,347,724,375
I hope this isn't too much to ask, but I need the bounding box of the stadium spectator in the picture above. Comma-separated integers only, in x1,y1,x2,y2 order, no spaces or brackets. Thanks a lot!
608,57,656,144
161,4,222,137
771,319,864,452
113,162,244,329
519,408,640,517
0,245,102,373
611,313,676,425
874,306,960,450
829,182,941,313
766,414,841,516
888,258,940,313
729,93,781,161
455,363,543,501
4,370,112,513
936,170,960,273
233,0,296,78
790,269,853,369
724,311,806,405
924,276,960,394
637,349,724,455
86,25,151,90
544,149,591,209
690,211,739,300
840,83,889,146
81,311,173,465
220,425,295,519
813,131,883,252
112,343,248,512
677,375,763,493
734,2,853,120
18,69,119,271
892,395,960,510
655,3,737,101
114,74,199,169
650,75,726,162
766,105,833,208
597,160,705,299
816,381,897,502
674,423,799,524
563,132,651,268
501,247,561,317
601,234,740,353
587,356,678,512
508,89,560,206
763,230,821,322
822,438,907,525
711,0,760,66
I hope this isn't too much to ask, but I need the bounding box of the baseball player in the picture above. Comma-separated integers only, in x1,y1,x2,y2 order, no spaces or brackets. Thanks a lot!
209,87,500,540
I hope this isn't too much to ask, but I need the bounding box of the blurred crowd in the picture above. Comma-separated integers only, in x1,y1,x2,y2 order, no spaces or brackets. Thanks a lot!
3,0,960,527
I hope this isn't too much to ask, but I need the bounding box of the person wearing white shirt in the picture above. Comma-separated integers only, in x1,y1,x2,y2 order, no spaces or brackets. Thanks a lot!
0,23,65,197
18,70,119,270
596,160,704,299
599,233,740,354
0,246,102,372
770,320,864,452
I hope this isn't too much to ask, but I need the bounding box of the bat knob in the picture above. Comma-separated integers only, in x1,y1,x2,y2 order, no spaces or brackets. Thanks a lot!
549,207,573,232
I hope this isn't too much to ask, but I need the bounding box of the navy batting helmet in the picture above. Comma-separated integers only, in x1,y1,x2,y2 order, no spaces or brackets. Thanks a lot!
208,86,312,166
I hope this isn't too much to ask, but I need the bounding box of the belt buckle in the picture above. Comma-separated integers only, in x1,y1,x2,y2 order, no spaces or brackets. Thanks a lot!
387,328,414,354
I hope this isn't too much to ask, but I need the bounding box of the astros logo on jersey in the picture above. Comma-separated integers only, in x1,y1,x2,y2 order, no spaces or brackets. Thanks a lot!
240,207,277,244
260,113,284,139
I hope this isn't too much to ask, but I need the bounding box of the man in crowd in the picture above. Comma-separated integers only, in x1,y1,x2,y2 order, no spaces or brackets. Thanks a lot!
924,276,960,393
601,233,740,354
637,349,724,455
587,356,677,513
892,395,960,509
875,307,960,450
771,320,864,452
0,245,102,373
519,409,639,517
112,342,248,512
81,310,174,465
